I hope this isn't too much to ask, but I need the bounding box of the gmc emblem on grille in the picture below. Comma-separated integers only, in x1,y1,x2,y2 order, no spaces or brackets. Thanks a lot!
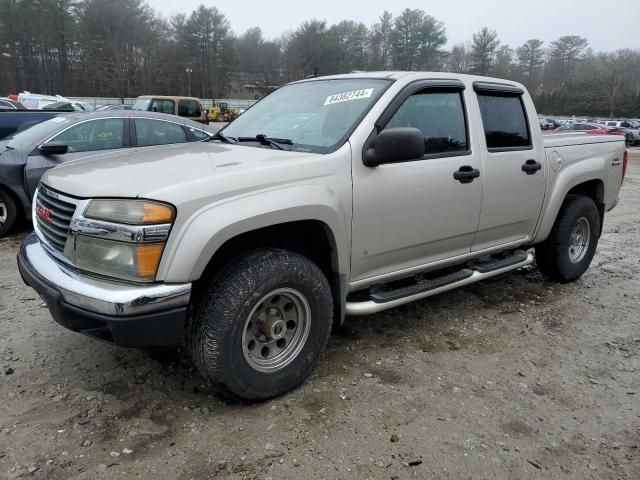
36,202,53,223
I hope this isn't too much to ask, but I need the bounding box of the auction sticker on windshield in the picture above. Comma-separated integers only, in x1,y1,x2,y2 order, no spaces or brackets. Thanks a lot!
324,88,374,106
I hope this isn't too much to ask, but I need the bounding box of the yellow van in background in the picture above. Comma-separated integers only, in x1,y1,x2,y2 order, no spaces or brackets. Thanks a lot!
132,96,206,123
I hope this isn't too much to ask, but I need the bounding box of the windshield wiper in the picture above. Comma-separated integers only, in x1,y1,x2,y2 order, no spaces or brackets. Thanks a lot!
206,131,237,144
237,134,293,150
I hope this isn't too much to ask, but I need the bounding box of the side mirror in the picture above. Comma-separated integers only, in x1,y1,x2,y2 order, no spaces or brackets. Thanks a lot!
364,127,425,167
39,141,69,156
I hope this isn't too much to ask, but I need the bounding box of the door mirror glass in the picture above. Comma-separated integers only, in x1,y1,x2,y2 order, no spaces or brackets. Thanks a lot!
39,141,69,156
365,127,425,167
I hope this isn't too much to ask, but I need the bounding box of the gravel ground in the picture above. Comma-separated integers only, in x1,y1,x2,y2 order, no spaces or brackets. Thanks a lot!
1,150,639,480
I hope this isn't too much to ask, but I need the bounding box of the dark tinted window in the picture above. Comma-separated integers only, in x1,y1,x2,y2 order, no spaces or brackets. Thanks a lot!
135,119,186,146
385,90,468,155
53,118,125,152
477,94,531,150
178,100,202,117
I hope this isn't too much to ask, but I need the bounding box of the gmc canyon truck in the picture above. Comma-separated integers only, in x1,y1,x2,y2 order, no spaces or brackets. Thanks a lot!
18,72,627,401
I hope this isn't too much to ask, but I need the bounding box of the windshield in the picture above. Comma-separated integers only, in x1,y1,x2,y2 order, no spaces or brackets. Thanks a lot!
221,79,392,153
132,98,152,111
7,116,73,150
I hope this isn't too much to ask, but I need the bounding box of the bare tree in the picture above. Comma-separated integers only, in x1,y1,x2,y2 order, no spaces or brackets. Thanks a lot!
369,11,393,70
448,43,470,73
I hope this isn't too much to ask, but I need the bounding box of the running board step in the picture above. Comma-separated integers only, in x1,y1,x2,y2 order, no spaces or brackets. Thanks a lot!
469,250,530,273
370,269,473,303
346,250,534,316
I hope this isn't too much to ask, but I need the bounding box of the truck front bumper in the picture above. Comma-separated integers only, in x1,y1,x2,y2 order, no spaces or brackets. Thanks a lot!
17,233,192,347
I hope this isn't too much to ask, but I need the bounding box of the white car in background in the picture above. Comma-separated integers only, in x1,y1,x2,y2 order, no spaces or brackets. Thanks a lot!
17,92,70,110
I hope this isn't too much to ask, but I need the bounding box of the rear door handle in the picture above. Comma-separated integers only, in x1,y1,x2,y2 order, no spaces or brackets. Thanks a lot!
522,159,542,175
453,165,481,184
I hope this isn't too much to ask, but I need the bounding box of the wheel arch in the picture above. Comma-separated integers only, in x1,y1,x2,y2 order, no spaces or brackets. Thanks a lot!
190,219,347,328
534,172,606,243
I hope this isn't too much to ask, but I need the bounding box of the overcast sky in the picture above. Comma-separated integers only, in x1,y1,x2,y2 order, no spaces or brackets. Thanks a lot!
149,0,637,51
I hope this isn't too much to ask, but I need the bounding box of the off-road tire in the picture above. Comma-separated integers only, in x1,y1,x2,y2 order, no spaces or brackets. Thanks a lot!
535,194,600,283
189,248,333,401
0,189,17,237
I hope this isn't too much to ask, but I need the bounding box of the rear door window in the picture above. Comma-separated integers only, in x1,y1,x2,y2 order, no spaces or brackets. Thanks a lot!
178,100,202,118
52,118,125,152
384,90,468,156
135,119,187,146
477,94,531,150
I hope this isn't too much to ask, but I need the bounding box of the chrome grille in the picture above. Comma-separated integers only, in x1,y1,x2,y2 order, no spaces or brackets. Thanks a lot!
35,187,76,252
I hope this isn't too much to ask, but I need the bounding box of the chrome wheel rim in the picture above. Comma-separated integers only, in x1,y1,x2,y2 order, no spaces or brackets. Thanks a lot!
568,217,590,264
241,288,311,373
0,199,6,225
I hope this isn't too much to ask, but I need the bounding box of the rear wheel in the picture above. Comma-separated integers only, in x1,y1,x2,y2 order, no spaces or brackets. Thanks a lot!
0,189,17,237
535,194,600,282
189,248,333,401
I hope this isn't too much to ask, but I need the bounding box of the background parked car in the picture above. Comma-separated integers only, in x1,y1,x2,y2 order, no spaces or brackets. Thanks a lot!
43,101,94,112
544,118,561,129
0,110,61,140
538,117,554,130
0,110,214,236
0,98,27,110
606,120,635,128
554,122,625,136
608,127,637,146
15,92,70,110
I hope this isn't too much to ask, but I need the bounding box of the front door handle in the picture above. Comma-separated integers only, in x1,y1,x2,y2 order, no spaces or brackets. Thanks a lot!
453,165,481,184
522,159,542,175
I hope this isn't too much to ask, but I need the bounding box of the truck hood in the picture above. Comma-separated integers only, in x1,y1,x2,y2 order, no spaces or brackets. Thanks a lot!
41,141,323,201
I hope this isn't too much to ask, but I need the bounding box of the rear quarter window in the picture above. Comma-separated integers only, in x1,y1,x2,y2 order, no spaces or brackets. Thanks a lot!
178,100,202,117
477,94,531,150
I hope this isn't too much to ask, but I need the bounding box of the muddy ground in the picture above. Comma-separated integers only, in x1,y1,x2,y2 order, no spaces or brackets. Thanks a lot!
1,150,639,480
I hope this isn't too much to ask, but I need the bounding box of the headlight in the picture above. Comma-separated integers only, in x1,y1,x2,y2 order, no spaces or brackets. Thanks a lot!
74,199,174,283
85,199,174,225
75,236,164,282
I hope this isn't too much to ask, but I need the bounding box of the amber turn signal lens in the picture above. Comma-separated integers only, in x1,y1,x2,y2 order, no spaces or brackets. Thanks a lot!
142,203,174,224
136,244,164,279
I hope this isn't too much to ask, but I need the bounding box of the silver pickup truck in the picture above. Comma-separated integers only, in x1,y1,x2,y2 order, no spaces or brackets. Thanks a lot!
18,72,627,401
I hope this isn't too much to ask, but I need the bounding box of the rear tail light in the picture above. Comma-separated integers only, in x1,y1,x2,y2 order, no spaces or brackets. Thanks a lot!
622,150,628,185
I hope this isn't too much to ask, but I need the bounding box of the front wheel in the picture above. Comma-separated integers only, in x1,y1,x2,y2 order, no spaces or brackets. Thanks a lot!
189,248,333,401
0,189,17,237
535,194,600,282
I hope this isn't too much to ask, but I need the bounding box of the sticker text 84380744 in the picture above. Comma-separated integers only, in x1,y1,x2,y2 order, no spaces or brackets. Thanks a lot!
324,88,374,106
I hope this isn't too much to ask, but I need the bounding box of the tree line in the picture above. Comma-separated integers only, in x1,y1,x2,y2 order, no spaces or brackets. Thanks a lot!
1,0,639,117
